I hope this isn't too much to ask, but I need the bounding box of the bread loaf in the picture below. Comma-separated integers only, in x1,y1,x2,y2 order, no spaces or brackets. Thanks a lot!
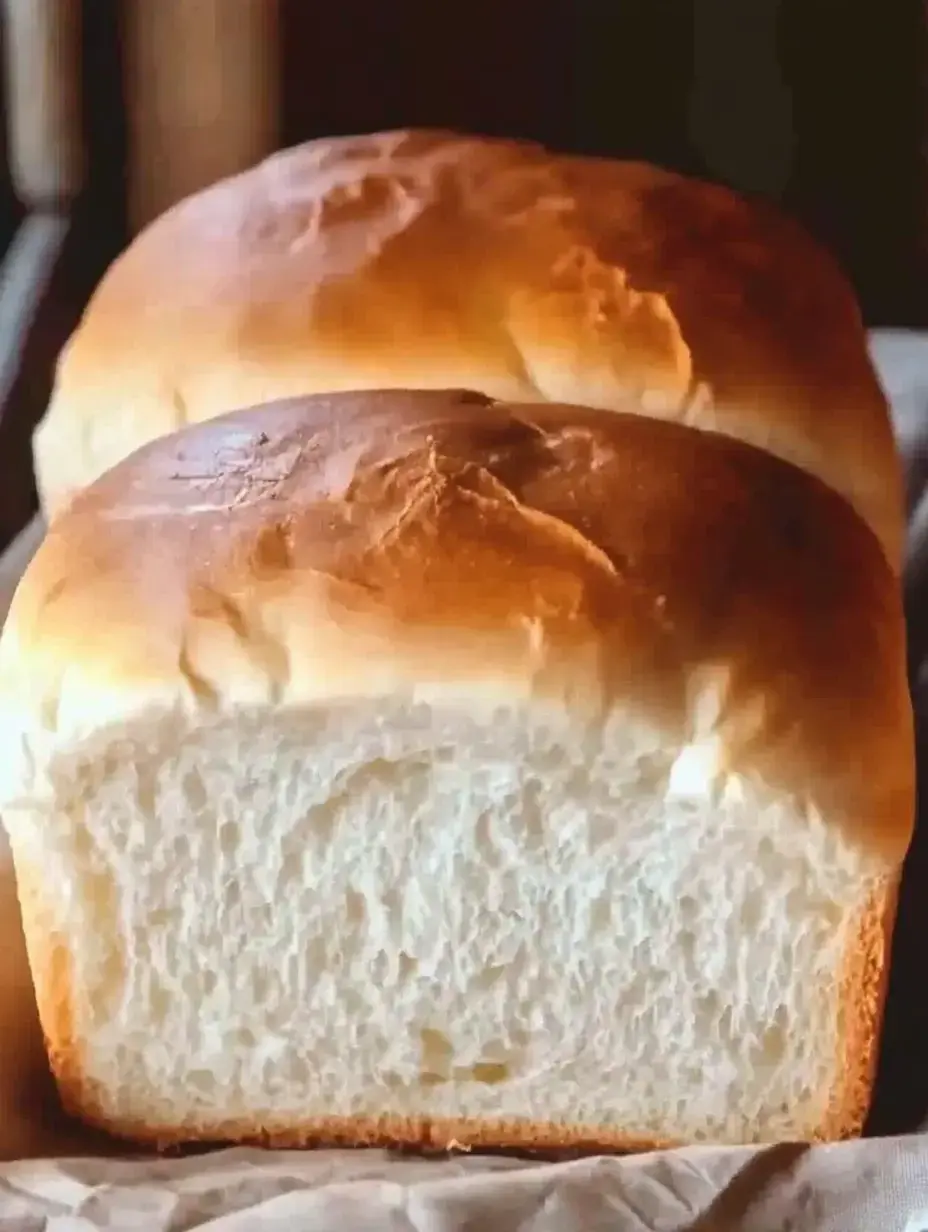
33,129,904,571
0,388,913,1149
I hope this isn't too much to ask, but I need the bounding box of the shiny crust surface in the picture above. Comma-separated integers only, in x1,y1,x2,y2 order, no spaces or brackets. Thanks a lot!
8,389,914,867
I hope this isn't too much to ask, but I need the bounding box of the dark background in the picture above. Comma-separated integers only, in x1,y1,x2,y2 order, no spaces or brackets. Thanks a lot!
68,1,928,320
279,0,928,327
17,0,923,332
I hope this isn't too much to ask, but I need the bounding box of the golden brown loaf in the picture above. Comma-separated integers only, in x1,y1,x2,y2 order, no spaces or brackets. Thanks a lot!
33,129,903,570
0,390,913,1149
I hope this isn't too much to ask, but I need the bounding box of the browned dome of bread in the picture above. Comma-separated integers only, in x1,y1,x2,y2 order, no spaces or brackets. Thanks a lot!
34,129,903,570
12,388,915,869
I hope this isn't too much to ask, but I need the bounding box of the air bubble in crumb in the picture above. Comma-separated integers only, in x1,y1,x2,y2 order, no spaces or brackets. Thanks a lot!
219,821,239,857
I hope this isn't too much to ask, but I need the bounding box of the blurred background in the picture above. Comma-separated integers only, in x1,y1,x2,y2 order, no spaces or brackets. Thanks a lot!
0,0,925,547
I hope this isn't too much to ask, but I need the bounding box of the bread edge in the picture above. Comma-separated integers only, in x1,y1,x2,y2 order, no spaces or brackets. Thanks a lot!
827,873,900,1140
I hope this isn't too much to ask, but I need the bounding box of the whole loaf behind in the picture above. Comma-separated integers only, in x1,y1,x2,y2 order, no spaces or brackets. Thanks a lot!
33,129,904,570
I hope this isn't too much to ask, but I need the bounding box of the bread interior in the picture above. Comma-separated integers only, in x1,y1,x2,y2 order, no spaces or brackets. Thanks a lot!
18,698,880,1145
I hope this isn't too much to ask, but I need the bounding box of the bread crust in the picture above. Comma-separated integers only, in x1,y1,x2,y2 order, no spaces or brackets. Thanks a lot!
34,129,903,569
10,390,915,865
826,877,900,1140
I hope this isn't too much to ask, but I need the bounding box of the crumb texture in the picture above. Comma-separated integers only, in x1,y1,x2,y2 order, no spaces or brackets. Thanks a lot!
10,706,885,1146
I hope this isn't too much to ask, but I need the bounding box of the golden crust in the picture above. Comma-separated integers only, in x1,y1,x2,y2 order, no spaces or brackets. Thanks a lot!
825,878,899,1140
10,390,915,865
35,129,903,569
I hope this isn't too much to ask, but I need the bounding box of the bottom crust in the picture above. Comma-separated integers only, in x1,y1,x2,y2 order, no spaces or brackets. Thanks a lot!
49,1056,870,1158
56,1102,685,1157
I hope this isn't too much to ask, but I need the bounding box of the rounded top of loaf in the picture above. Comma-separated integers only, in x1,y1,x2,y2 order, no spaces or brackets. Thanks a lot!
34,128,902,568
5,387,914,865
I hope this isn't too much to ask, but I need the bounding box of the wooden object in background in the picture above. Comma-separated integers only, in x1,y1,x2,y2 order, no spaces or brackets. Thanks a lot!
0,0,84,548
1,0,84,208
124,0,280,233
